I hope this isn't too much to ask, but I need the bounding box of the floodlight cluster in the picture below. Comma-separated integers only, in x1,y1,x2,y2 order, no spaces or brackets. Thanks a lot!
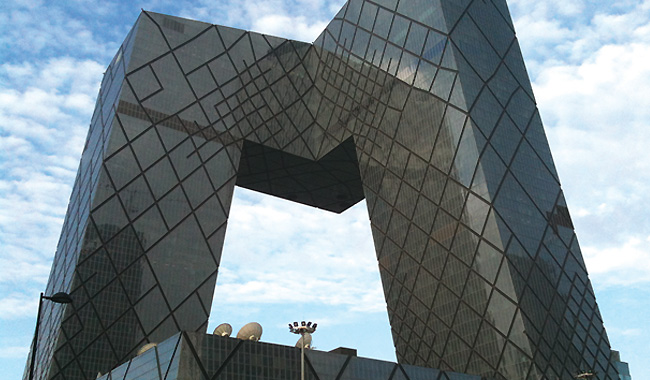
288,321,317,335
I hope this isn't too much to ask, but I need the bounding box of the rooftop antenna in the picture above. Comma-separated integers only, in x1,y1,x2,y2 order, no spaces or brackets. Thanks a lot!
213,323,233,337
137,342,157,355
236,322,263,341
295,332,312,349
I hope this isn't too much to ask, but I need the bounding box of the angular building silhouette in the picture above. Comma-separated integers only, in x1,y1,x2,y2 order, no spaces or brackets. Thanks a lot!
96,331,487,380
27,1,619,379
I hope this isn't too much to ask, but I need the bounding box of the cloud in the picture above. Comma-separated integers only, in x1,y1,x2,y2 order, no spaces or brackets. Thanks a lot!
0,257,51,285
0,293,39,320
533,41,650,257
0,0,648,378
620,328,642,337
0,345,30,359
582,237,650,286
511,1,650,75
177,0,343,42
0,57,103,288
1,6,110,59
211,188,386,314
518,3,650,285
251,15,329,41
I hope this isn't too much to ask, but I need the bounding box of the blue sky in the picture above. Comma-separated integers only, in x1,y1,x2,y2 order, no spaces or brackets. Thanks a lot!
1,0,649,379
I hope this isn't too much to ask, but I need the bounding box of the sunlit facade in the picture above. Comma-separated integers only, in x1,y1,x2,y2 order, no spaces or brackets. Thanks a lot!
26,1,618,379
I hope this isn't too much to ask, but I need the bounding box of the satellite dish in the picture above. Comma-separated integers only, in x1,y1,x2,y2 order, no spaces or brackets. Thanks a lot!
137,342,157,355
295,332,312,349
236,322,263,341
213,323,233,337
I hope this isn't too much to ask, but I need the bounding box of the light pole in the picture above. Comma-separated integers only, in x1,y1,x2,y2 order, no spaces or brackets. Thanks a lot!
574,370,596,379
29,292,73,380
289,321,317,380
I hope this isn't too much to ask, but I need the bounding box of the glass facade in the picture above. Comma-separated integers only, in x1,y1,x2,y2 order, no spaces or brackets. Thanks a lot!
97,332,482,380
27,1,618,380
611,351,632,380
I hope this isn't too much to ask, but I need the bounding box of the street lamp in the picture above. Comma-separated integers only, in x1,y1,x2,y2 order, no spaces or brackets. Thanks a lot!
289,321,317,380
29,292,73,380
574,370,596,379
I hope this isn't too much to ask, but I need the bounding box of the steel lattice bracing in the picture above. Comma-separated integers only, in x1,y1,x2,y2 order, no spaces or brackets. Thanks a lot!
28,1,618,380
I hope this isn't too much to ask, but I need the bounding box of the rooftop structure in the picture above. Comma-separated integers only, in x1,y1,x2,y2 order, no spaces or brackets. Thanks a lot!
97,331,482,380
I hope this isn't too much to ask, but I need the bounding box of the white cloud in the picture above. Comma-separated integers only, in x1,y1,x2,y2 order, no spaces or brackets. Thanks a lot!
212,189,386,314
620,328,642,337
0,258,51,285
252,14,329,41
1,8,107,57
178,0,342,42
0,293,39,320
512,1,650,76
0,0,649,377
514,15,573,47
533,41,650,253
0,345,30,359
517,2,650,286
0,57,103,289
582,237,650,286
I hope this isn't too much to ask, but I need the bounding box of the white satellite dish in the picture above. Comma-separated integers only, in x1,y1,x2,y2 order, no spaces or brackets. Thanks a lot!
213,323,233,337
137,342,157,355
236,322,263,341
295,332,312,349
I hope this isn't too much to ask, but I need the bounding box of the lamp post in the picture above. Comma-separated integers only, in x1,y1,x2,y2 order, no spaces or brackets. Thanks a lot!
29,292,73,380
289,321,317,380
574,370,596,379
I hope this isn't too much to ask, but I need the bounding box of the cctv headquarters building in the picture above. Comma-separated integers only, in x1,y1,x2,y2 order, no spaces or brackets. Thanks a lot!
25,0,621,379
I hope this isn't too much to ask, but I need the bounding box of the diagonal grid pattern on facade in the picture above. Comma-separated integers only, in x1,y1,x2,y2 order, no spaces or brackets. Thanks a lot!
26,1,619,380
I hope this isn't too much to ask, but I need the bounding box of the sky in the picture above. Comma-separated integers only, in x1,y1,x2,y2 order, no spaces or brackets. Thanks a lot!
0,0,649,379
